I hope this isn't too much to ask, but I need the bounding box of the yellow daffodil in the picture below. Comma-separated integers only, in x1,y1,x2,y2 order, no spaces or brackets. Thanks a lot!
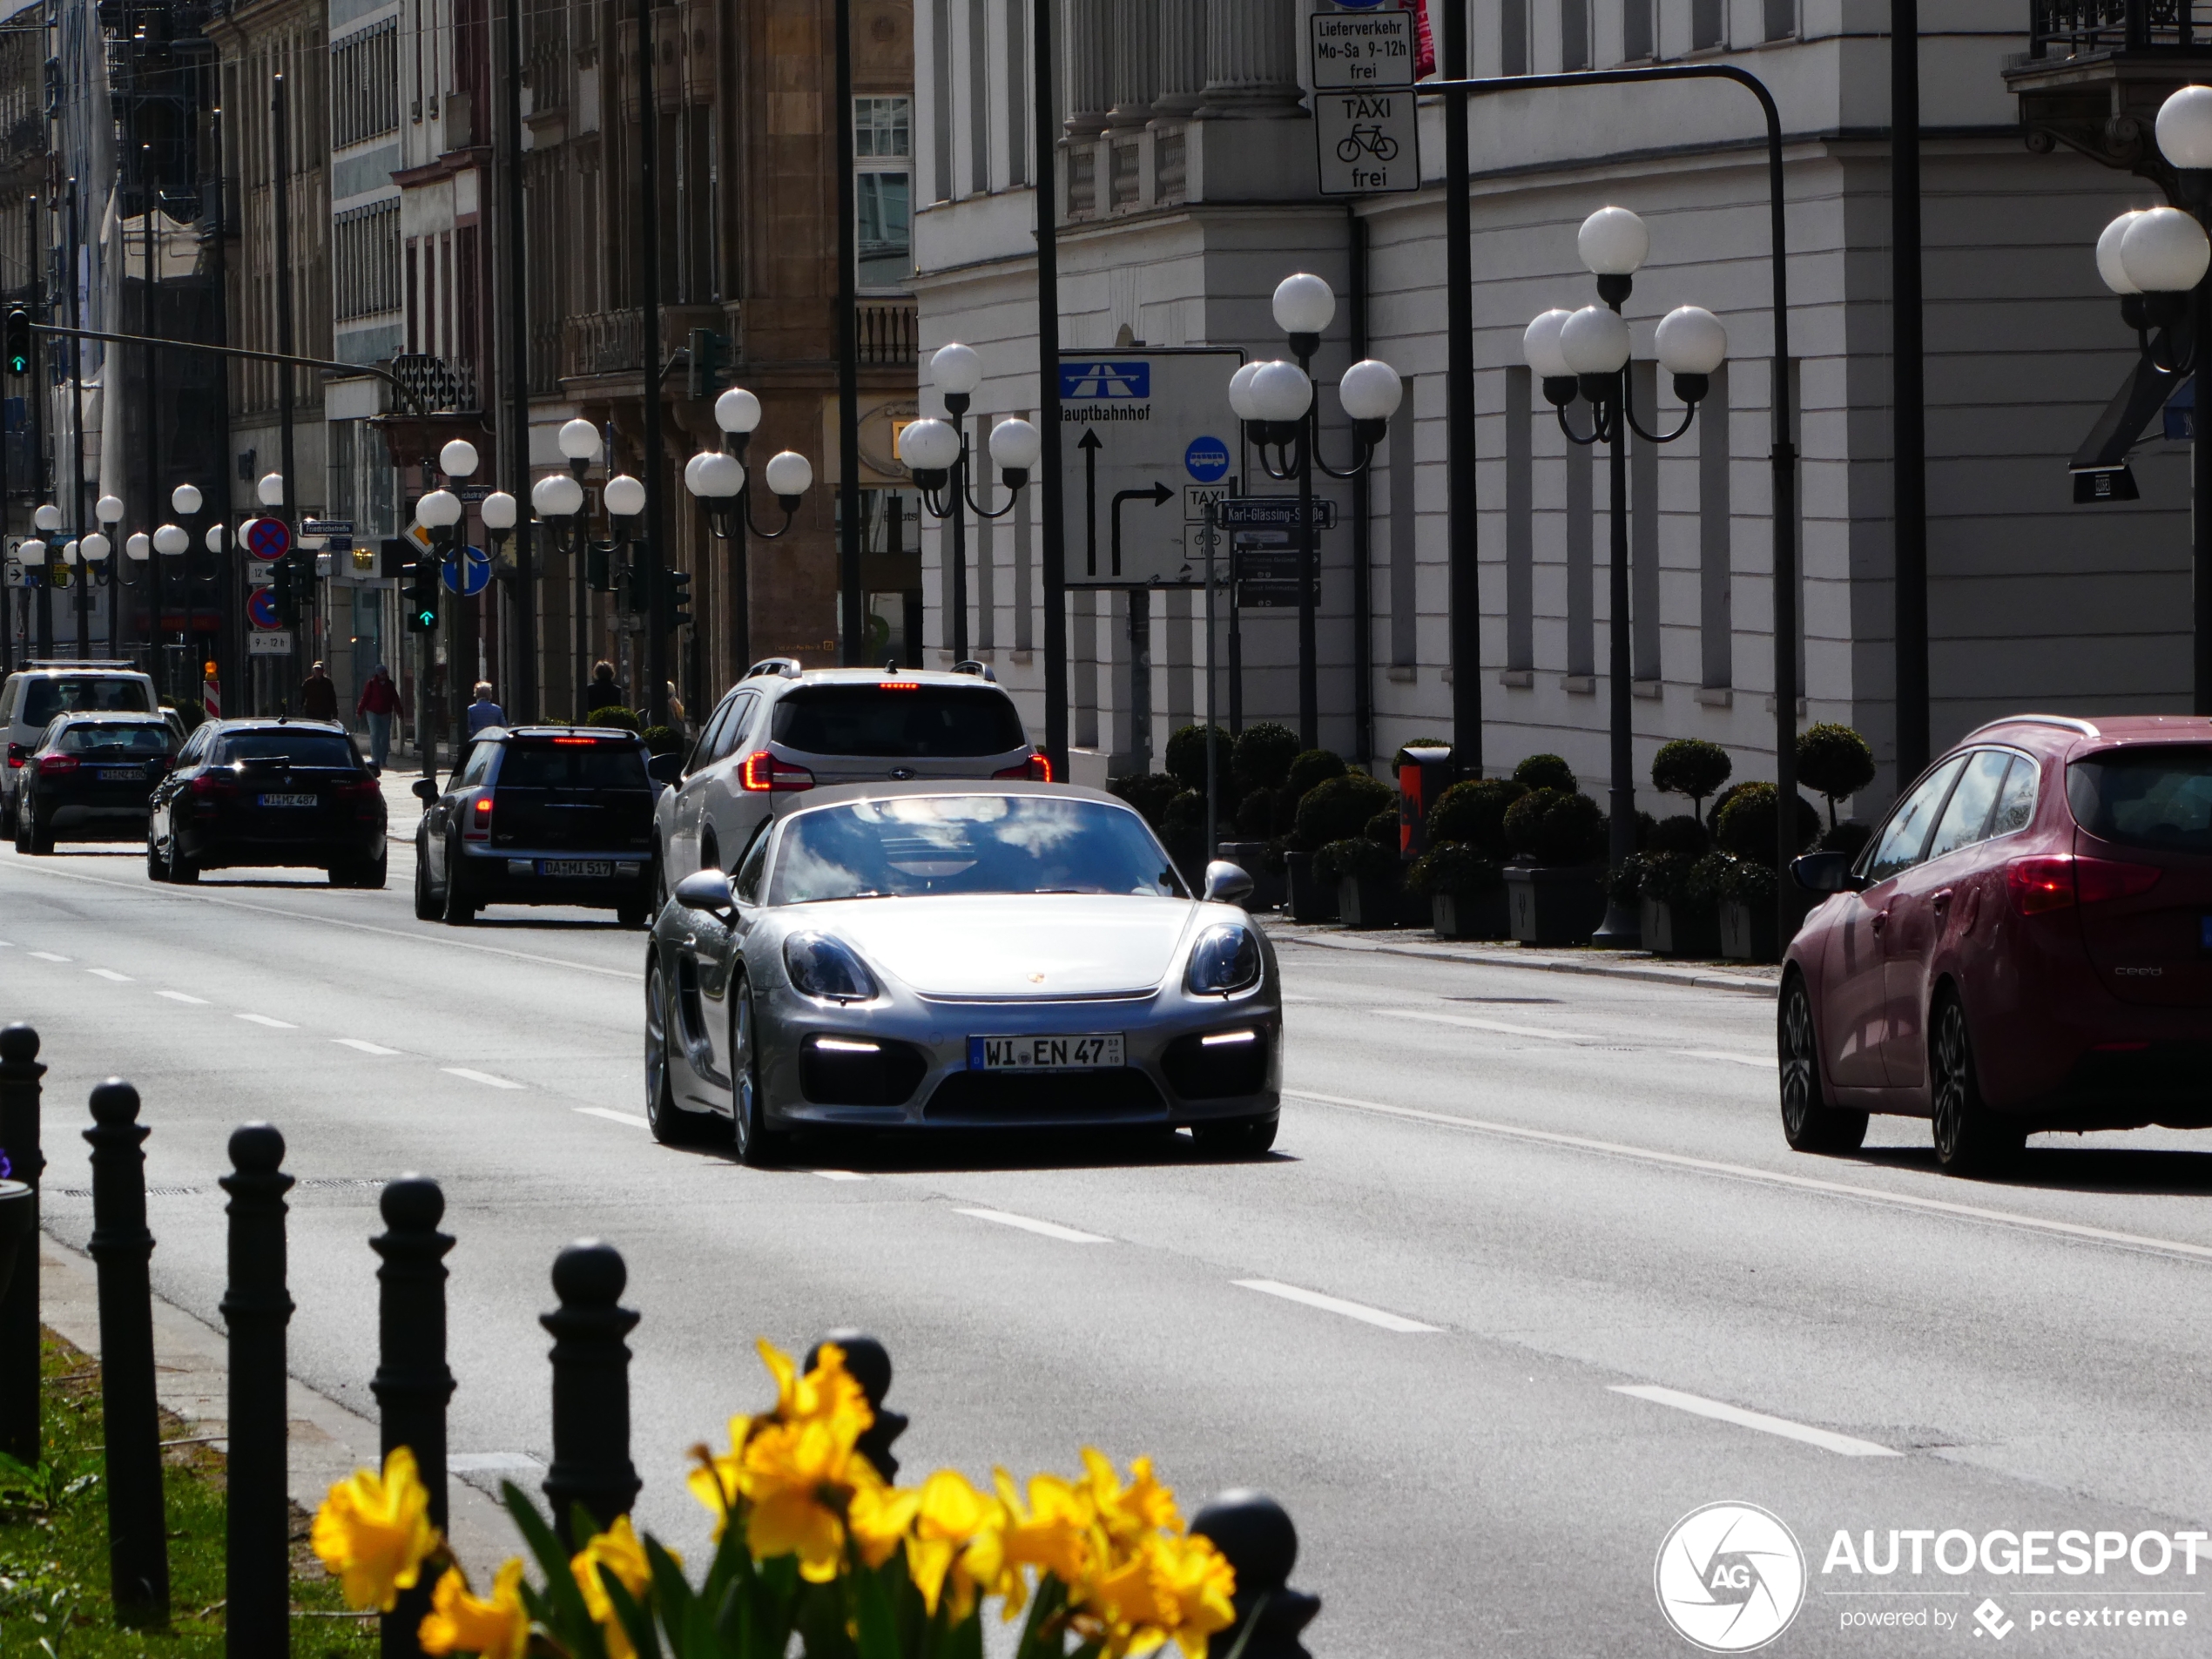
847,1480,923,1571
570,1514,664,1659
310,1446,442,1612
1145,1531,1238,1657
723,1339,882,1581
966,1467,1099,1617
1081,1450,1182,1547
686,1414,753,1537
904,1468,1002,1620
418,1559,530,1659
1072,1531,1237,1659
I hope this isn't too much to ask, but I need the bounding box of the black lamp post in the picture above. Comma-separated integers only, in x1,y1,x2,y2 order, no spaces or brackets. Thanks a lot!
1226,274,1403,752
538,417,604,720
1521,206,1729,948
683,386,814,675
897,342,1042,668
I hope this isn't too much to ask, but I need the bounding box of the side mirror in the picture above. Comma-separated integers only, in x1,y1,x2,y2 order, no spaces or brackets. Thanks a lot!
672,867,734,914
1202,860,1255,905
646,752,685,787
410,778,440,803
1791,851,1857,895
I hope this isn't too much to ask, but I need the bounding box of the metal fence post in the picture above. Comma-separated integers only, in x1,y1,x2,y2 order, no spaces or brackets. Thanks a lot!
220,1123,294,1658
540,1239,639,1546
84,1079,170,1625
1190,1490,1319,1659
371,1176,454,1659
806,1329,906,1481
0,1023,46,1466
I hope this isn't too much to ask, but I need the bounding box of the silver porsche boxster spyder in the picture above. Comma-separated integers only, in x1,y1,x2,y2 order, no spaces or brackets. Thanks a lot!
641,780,1281,1163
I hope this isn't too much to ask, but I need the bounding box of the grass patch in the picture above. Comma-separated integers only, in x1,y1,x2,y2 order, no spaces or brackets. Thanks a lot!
0,1328,377,1656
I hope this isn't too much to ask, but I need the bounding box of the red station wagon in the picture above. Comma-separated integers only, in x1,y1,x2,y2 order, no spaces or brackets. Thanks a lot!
1783,715,2212,1174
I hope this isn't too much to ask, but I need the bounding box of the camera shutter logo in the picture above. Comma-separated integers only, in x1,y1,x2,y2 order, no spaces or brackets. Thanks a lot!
1654,1502,1805,1652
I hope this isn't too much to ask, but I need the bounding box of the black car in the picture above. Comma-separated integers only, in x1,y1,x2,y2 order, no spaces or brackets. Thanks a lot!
148,718,388,887
412,725,658,925
11,712,176,854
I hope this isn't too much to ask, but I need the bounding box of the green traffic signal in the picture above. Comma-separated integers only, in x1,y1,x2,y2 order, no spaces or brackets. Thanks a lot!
4,307,30,377
404,553,439,631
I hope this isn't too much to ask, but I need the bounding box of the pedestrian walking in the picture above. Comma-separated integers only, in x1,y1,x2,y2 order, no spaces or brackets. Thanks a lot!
465,682,507,737
583,660,624,713
356,665,403,770
300,662,340,721
665,681,686,730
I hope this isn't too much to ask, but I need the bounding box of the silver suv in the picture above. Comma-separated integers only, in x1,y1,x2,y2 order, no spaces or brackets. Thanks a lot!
651,659,1043,898
2,661,160,831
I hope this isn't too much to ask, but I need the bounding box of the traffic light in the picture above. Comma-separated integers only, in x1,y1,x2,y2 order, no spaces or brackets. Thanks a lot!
623,541,652,617
273,555,301,627
587,541,613,592
4,308,29,377
685,327,732,400
377,536,409,579
663,564,693,631
404,554,439,631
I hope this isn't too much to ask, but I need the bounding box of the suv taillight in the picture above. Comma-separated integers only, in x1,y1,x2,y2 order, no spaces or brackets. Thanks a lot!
2006,853,2162,915
190,772,237,799
36,753,76,775
994,753,1054,782
739,751,815,792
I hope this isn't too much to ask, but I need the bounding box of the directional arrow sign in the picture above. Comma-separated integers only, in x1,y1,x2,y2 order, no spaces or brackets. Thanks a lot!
1059,348,1244,589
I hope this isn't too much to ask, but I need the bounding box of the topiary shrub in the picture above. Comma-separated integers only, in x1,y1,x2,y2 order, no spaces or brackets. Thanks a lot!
1719,855,1777,907
1314,836,1399,884
1648,813,1710,859
1108,772,1181,829
1165,724,1231,792
1292,771,1394,848
1610,852,1658,906
1714,781,1821,866
1231,721,1299,792
1513,753,1576,793
1821,819,1874,861
1503,787,1606,867
587,705,643,732
1639,851,1696,906
640,725,685,756
1407,841,1502,899
1364,807,1400,846
1285,748,1348,799
1797,722,1877,828
1163,789,1208,835
1705,779,1749,834
1234,786,1279,839
1682,851,1737,908
1650,738,1732,822
1426,778,1527,854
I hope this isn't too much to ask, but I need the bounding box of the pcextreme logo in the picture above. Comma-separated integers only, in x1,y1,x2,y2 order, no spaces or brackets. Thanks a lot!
1656,1502,1808,1653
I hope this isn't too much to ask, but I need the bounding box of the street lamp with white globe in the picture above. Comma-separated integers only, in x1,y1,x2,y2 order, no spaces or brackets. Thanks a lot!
1523,206,1728,947
681,384,816,671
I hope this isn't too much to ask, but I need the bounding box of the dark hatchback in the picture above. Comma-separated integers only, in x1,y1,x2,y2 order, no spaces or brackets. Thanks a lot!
12,713,176,854
148,718,388,887
413,726,657,926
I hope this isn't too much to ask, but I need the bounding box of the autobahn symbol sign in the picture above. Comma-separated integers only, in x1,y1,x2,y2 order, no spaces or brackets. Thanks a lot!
1059,347,1244,589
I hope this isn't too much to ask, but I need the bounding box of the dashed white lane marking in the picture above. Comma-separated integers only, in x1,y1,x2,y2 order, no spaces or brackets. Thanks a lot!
445,1068,525,1089
1378,1008,1606,1042
575,1106,648,1128
28,951,70,962
1609,1384,1901,1458
84,968,132,981
1232,1278,1442,1333
334,1038,403,1055
155,990,209,1004
1675,1049,1772,1069
1289,1089,2212,1264
236,1013,296,1029
955,1207,1112,1244
809,1170,869,1182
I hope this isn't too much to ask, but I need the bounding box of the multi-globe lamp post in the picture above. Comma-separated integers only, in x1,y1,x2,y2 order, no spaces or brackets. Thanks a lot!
2094,81,2212,713
1226,274,1404,752
533,416,603,719
683,386,816,673
30,503,59,656
1520,206,1729,947
895,344,1042,666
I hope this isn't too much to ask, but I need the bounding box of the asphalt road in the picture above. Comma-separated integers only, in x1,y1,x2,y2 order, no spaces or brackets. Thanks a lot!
6,836,2212,1656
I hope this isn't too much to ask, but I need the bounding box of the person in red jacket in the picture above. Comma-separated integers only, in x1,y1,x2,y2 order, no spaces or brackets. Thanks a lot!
356,664,404,769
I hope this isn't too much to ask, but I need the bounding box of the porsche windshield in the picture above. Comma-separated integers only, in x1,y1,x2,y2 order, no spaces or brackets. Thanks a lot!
767,795,1184,903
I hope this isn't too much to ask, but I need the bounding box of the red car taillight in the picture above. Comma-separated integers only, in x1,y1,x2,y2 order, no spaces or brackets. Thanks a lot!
465,795,493,840
2006,853,2162,916
5,743,26,770
190,772,238,799
739,750,815,792
994,752,1054,782
36,754,77,775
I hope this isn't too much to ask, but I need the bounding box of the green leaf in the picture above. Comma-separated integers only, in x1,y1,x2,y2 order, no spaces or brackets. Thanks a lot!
1012,1574,1069,1659
500,1480,604,1648
602,1560,666,1658
851,1558,901,1659
945,1605,984,1659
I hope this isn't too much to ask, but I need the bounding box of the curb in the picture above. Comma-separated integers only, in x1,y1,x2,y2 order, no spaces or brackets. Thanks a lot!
1257,919,1780,997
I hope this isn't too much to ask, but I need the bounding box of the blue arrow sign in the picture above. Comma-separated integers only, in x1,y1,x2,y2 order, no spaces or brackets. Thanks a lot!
442,549,491,596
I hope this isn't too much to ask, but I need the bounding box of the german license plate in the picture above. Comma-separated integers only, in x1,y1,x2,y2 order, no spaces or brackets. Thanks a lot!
968,1033,1124,1071
98,768,145,782
540,859,611,878
259,792,316,807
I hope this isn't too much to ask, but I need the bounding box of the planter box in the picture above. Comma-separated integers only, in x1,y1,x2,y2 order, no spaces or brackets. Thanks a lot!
1336,873,1426,928
1640,896,1719,959
1284,851,1339,923
1719,900,1779,962
1215,840,1283,913
1505,864,1606,947
1432,888,1511,941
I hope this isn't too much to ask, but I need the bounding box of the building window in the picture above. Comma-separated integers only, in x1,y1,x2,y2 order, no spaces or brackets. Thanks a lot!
334,199,401,320
1698,364,1731,688
1501,0,1527,74
856,95,914,291
1561,0,1589,71
1623,0,1653,61
1764,0,1796,41
1692,0,1725,51
1505,367,1532,672
332,18,401,149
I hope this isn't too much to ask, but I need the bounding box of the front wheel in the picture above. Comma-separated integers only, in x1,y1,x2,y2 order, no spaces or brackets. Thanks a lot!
730,975,784,1166
644,958,723,1145
1778,977,1868,1154
1930,994,2021,1177
413,836,441,920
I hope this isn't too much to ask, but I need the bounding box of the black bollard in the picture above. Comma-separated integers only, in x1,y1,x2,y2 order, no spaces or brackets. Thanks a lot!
0,1023,45,1466
220,1123,294,1659
1189,1490,1320,1659
371,1177,455,1659
806,1329,907,1481
84,1080,170,1625
540,1240,640,1546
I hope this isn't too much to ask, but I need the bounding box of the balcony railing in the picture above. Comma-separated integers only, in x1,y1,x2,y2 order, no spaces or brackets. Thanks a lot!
390,353,480,414
558,304,737,384
855,299,916,366
2030,0,2212,58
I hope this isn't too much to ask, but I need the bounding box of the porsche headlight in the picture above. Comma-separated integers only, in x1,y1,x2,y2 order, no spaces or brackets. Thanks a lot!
1185,923,1262,996
783,933,879,1002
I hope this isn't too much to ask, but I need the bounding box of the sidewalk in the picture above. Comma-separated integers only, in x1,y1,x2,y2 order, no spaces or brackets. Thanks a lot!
38,1233,521,1579
1258,916,1781,997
